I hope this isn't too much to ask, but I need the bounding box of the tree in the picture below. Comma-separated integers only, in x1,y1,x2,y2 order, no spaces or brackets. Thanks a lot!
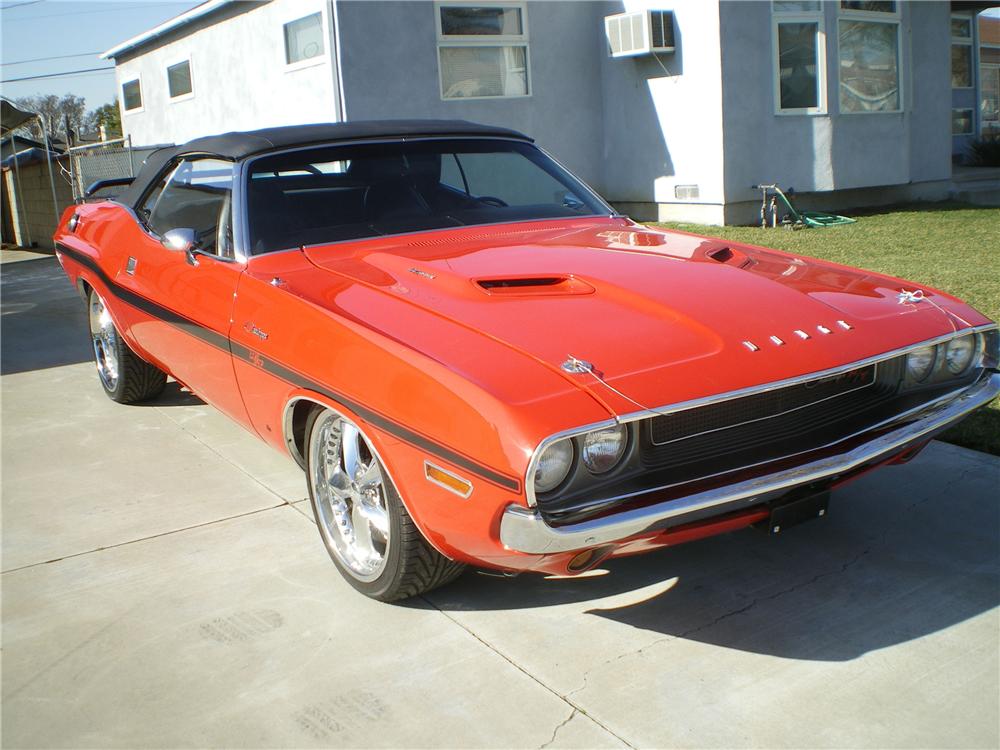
12,93,87,144
86,101,123,139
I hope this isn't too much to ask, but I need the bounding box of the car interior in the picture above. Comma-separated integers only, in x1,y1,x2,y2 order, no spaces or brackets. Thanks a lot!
246,139,605,254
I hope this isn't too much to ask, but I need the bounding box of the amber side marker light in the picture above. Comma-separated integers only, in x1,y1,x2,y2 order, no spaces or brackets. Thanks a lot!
423,461,473,498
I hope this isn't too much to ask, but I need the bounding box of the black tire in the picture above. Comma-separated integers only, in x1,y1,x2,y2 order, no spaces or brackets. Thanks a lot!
304,407,465,602
88,288,167,404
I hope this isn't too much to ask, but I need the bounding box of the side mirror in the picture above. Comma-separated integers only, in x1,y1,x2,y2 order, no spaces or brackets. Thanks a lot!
161,228,201,265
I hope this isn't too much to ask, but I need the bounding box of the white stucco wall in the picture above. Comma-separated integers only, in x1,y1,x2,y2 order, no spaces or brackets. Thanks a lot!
114,0,340,146
599,0,726,222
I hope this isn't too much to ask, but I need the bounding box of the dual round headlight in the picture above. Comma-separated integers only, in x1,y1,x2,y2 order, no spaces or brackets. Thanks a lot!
944,334,976,375
906,334,978,382
533,425,628,494
905,346,936,382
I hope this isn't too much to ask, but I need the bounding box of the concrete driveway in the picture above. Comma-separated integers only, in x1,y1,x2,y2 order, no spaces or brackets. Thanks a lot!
2,251,998,749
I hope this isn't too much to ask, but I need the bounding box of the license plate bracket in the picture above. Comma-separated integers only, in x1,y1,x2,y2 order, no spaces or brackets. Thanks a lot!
766,489,830,534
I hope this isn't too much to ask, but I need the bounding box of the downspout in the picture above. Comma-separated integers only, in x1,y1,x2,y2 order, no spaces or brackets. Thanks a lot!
329,0,348,121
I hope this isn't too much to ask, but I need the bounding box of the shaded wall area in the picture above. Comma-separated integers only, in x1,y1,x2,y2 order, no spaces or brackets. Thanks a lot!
2,160,73,250
720,0,952,219
336,1,607,189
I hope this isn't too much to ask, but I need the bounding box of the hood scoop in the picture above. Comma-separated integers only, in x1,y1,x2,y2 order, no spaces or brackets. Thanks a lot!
475,275,595,297
706,246,753,268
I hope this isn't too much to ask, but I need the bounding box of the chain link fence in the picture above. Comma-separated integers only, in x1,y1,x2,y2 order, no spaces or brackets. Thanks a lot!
67,138,164,202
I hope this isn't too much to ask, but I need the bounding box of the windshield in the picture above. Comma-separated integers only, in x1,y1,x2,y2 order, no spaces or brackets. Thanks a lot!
246,138,608,253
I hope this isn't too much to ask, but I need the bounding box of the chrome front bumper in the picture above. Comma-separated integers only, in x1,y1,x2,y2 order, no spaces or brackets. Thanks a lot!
499,373,1000,555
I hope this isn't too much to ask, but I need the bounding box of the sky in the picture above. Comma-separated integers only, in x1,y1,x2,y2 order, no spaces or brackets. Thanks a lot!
1,0,201,112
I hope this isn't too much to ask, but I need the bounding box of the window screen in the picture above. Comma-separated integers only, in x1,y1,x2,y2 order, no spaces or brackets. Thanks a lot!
122,79,142,111
167,60,193,98
284,13,324,64
838,20,899,112
777,22,820,110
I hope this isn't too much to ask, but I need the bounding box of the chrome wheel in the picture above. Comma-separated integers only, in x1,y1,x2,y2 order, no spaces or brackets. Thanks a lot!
308,411,392,582
89,292,119,391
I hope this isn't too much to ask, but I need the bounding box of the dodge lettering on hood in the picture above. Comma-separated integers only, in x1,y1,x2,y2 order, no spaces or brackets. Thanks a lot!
54,121,999,601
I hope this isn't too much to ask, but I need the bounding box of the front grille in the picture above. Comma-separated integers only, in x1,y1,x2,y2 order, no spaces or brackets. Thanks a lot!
639,359,904,484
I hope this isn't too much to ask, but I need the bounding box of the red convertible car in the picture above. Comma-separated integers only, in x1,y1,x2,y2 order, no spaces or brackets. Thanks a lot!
55,121,998,601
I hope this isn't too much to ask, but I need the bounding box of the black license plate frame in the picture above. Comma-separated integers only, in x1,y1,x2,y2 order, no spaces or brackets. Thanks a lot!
766,489,830,534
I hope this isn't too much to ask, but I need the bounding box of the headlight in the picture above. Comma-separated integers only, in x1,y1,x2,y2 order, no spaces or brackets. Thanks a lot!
581,425,627,474
944,334,976,375
905,346,936,382
533,439,573,493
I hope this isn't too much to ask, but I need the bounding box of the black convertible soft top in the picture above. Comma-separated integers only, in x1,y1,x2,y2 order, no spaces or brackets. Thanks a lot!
117,120,532,209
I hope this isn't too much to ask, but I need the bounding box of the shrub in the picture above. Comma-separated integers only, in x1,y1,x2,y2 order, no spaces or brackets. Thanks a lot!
968,135,1000,167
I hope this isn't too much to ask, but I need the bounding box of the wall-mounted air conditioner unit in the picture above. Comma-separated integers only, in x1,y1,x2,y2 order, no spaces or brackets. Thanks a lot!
605,9,675,58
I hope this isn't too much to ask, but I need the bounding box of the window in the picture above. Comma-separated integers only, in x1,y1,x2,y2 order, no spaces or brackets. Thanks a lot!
840,1,895,12
838,2,901,113
772,2,826,114
436,3,529,99
952,108,974,135
951,16,972,38
773,1,820,11
284,13,324,65
951,14,973,89
140,159,235,258
122,79,142,112
981,50,1000,135
952,45,973,88
246,139,605,253
167,60,193,99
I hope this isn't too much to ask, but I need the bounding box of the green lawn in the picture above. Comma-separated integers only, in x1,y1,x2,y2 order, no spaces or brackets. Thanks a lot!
650,202,1000,456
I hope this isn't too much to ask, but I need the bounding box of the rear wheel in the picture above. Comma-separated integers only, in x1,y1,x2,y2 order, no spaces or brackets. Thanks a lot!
305,407,465,601
88,288,166,403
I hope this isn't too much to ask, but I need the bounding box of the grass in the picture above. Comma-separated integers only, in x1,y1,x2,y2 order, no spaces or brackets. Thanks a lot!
650,201,1000,456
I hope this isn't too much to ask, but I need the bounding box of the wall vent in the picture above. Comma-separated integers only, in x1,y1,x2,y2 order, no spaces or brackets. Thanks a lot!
605,10,675,58
674,184,700,200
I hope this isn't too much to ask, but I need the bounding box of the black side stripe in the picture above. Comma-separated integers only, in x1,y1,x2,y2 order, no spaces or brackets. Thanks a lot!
227,341,520,491
57,242,522,493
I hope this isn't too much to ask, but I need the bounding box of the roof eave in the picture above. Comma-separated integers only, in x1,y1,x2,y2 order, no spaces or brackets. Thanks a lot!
100,0,230,60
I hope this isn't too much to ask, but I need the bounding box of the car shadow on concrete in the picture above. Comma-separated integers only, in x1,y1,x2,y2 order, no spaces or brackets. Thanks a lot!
1,256,91,375
1,255,205,408
423,465,999,661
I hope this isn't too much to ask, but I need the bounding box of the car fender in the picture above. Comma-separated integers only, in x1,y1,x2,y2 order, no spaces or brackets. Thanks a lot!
280,388,535,567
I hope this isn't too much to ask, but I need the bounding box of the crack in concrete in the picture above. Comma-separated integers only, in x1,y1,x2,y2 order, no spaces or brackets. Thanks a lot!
565,545,873,700
153,405,304,508
1,503,289,575
539,707,577,749
423,598,636,749
902,465,977,511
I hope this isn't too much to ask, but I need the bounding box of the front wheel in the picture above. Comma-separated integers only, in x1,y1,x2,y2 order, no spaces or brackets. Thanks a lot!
88,288,167,403
305,408,465,601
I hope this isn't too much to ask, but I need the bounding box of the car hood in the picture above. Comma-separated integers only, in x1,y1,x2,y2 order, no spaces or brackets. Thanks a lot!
299,218,989,417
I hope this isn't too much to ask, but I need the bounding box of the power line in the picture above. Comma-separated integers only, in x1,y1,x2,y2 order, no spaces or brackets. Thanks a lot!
0,0,44,10
1,66,114,83
1,52,102,67
2,2,185,22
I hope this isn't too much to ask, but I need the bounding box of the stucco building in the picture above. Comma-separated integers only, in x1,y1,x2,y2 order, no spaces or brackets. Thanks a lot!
101,0,999,224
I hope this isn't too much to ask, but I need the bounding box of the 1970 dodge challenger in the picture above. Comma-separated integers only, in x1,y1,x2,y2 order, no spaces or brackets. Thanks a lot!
54,121,999,601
